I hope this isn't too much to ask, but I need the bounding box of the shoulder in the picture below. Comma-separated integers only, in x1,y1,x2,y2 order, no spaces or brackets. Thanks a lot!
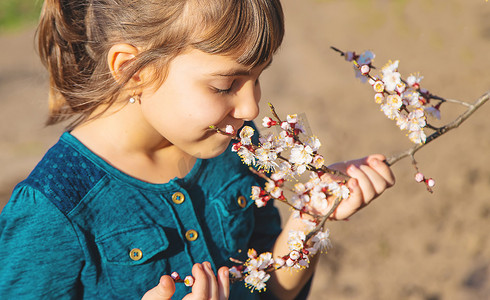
16,133,107,215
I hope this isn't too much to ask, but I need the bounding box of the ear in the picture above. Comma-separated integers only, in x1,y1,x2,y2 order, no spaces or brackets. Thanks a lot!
107,43,140,83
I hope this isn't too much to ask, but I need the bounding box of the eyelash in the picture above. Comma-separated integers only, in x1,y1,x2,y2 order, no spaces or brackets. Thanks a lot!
213,79,260,95
214,87,232,95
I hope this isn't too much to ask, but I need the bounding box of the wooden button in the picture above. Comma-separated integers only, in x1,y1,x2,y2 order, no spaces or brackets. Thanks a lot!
129,248,143,261
185,229,198,241
237,195,247,208
172,192,185,204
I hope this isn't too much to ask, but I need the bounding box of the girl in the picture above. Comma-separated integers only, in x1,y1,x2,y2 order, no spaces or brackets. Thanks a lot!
0,0,394,299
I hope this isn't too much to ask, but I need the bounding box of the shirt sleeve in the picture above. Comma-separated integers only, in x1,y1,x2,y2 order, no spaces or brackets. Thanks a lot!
0,185,85,299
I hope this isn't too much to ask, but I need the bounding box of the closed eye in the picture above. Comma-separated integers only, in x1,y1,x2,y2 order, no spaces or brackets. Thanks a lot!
213,87,232,94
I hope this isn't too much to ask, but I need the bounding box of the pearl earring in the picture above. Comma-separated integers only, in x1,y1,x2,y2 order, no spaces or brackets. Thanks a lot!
129,92,139,104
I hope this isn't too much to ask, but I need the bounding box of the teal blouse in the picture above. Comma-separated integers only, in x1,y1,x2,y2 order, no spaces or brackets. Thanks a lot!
0,127,289,299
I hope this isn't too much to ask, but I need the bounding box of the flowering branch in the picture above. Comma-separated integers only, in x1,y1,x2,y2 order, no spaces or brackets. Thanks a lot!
332,46,489,190
385,91,489,165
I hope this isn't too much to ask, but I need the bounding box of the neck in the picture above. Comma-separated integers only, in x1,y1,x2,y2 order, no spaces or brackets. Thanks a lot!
71,101,196,183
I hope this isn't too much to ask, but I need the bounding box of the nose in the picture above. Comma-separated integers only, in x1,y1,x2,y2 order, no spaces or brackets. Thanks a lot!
231,80,261,121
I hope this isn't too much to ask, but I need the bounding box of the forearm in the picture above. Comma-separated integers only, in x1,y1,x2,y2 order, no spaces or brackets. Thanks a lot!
267,214,321,300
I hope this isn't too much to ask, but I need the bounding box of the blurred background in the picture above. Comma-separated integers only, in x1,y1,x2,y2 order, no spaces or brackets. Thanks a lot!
1,0,489,299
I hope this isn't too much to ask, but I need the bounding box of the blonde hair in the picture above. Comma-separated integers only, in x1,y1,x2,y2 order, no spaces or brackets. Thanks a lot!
37,0,284,128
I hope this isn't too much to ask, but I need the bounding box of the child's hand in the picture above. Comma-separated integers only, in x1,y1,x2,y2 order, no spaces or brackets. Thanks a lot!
142,262,229,300
323,154,395,220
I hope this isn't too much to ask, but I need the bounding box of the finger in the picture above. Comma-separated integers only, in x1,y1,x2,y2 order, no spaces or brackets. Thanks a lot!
347,164,376,203
141,275,175,300
333,178,363,219
202,262,219,299
359,164,388,196
217,267,230,300
328,157,367,174
367,155,396,187
191,263,209,299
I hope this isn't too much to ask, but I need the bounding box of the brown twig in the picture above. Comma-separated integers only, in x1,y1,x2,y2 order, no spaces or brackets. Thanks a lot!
305,197,343,241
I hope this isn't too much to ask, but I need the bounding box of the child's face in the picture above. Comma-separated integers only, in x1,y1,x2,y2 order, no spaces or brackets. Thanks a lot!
139,48,271,159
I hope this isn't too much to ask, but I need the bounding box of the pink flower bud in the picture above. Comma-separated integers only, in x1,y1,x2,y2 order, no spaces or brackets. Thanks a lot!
414,172,424,183
426,178,435,187
231,142,241,152
262,117,272,128
248,248,258,259
360,64,370,75
171,272,180,280
225,125,235,135
184,276,195,287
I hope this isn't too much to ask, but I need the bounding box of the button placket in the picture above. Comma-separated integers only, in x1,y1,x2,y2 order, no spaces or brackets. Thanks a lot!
166,186,213,266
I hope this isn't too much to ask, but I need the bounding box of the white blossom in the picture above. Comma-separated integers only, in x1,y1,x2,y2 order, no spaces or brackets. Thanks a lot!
311,154,325,169
244,270,270,292
373,80,385,93
381,103,400,120
305,136,322,152
407,73,423,87
407,108,426,132
328,181,350,200
308,230,332,255
239,126,255,145
255,146,278,172
289,144,314,174
396,114,409,130
288,230,306,252
408,129,426,144
237,147,255,165
374,92,385,104
225,125,235,135
382,70,402,92
184,276,194,287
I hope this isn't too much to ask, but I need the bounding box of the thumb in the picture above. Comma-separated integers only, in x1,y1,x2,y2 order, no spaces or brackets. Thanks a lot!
142,275,175,300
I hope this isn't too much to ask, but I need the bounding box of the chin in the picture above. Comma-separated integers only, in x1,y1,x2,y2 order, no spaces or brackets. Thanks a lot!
193,140,231,159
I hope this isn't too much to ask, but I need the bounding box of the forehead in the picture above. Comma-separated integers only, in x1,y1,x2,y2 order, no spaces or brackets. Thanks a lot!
171,48,271,76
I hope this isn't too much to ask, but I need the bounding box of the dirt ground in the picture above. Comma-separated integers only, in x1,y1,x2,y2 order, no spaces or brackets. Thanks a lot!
1,0,489,299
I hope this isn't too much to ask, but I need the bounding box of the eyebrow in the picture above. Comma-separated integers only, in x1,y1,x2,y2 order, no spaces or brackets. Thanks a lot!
211,59,273,77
